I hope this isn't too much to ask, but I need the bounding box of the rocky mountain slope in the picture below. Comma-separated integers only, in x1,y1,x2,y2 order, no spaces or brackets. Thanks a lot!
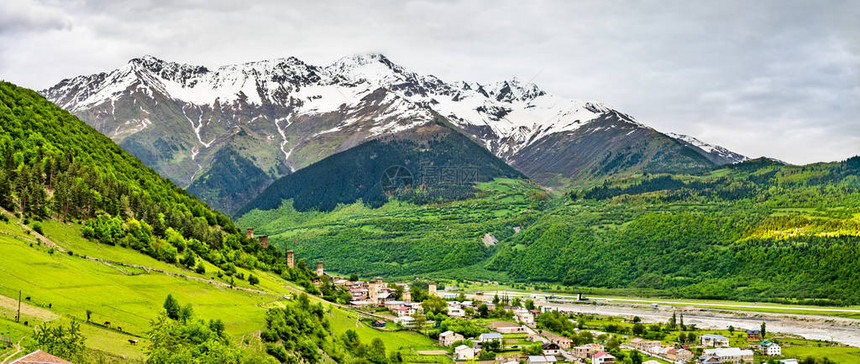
42,54,746,212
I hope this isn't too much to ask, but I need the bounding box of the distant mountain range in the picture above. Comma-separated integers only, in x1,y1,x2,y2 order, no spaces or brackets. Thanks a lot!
42,53,747,214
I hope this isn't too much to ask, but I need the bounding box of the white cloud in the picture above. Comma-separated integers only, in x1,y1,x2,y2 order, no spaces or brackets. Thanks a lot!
0,0,857,164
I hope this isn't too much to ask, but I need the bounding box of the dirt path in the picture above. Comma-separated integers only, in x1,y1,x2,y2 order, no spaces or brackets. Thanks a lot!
0,337,24,364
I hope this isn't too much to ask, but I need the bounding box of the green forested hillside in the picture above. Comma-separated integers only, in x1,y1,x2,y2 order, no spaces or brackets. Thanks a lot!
240,158,860,305
487,158,860,304
236,122,525,215
1,81,415,363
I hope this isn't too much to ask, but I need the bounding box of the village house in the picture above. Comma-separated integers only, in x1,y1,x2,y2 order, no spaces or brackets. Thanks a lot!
439,330,464,347
528,355,558,364
541,343,561,355
454,345,476,361
10,350,72,364
497,326,527,334
552,336,573,349
371,320,386,328
759,341,781,356
592,351,616,364
527,355,558,364
701,334,730,347
573,343,604,358
394,316,416,328
395,306,415,317
515,308,535,325
701,347,754,364
629,338,661,352
448,307,466,318
385,300,406,310
478,333,504,343
746,330,761,341
666,348,693,362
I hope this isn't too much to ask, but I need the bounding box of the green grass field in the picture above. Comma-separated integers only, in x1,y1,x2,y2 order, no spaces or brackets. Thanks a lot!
1,214,450,362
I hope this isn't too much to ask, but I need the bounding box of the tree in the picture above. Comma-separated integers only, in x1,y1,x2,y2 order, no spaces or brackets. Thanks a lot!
248,274,260,286
761,322,767,338
632,316,641,323
729,325,735,335
668,312,677,329
477,304,489,318
492,294,500,305
421,296,447,315
164,294,180,320
85,309,92,322
632,323,645,336
524,299,535,310
33,320,86,362
630,350,642,364
367,338,387,364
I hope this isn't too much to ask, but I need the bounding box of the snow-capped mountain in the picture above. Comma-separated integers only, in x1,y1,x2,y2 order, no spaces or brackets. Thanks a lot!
41,53,745,212
666,132,749,165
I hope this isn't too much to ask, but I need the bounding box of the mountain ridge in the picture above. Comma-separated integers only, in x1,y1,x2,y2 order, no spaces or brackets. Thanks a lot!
41,53,747,212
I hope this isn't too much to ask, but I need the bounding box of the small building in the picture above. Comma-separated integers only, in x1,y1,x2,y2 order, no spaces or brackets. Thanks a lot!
541,343,561,355
702,348,754,364
439,330,465,347
395,306,415,317
478,333,504,343
746,330,761,341
515,308,535,325
760,341,781,356
498,326,526,334
573,343,604,358
454,345,475,360
394,316,416,328
667,348,693,362
592,352,616,364
701,334,730,347
10,350,72,364
780,360,799,364
448,308,466,318
629,338,661,352
552,336,573,349
371,320,386,328
527,355,557,364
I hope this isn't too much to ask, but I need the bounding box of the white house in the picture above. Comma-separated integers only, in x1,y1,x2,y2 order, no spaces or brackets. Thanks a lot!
394,316,416,328
760,341,781,356
515,308,534,324
702,348,754,364
527,355,557,364
439,331,464,347
448,307,466,318
478,333,503,342
454,345,475,360
592,352,616,364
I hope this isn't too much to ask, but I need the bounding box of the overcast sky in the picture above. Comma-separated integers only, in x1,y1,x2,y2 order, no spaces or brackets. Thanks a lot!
1,0,858,164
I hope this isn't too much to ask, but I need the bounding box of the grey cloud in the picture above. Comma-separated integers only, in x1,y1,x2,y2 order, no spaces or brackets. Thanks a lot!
0,0,857,164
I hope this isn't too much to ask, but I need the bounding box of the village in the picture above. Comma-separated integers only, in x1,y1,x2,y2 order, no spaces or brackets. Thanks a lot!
306,260,804,364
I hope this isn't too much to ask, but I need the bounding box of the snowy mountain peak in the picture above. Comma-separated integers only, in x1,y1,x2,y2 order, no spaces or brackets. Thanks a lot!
667,132,749,164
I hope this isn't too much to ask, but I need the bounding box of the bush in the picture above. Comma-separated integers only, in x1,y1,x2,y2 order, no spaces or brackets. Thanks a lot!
248,274,260,286
32,222,43,235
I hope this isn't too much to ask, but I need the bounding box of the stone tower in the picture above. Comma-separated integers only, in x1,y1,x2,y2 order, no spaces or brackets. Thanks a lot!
376,277,383,287
403,288,411,303
286,250,294,268
316,261,324,276
369,282,378,304
428,281,437,296
246,228,254,239
258,235,269,248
